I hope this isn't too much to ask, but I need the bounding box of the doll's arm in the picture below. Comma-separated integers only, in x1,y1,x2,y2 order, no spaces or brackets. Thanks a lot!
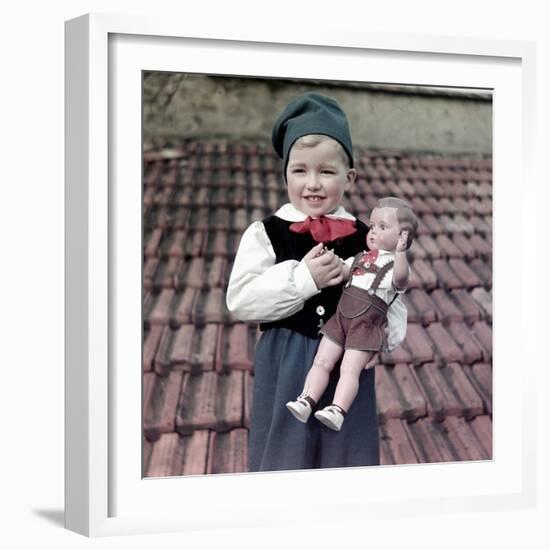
392,230,410,291
226,221,320,322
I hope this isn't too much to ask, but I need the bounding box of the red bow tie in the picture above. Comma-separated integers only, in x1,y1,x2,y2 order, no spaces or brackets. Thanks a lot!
289,216,357,243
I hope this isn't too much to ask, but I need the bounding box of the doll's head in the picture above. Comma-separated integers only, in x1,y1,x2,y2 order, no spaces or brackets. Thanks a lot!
367,197,418,251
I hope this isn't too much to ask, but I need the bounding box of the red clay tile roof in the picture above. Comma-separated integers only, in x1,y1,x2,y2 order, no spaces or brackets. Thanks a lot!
142,139,493,477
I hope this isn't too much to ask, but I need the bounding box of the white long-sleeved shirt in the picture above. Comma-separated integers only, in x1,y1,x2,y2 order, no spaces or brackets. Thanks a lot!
226,203,407,351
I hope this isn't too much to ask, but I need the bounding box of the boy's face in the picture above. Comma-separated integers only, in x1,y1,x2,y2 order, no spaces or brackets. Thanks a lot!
286,139,356,217
367,207,401,251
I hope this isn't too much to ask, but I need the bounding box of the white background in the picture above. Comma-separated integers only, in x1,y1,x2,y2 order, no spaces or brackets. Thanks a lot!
1,0,547,548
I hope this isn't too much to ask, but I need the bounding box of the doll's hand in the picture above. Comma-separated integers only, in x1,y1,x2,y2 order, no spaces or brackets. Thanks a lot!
304,244,344,289
363,353,379,370
395,230,409,253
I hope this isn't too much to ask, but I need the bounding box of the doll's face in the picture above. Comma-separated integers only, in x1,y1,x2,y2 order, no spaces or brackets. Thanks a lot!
367,207,401,251
286,138,356,217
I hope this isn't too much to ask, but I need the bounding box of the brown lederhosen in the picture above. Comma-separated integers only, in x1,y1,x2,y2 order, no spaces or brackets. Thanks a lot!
319,253,395,352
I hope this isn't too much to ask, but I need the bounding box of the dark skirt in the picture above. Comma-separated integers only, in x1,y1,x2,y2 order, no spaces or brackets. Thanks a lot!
248,327,380,472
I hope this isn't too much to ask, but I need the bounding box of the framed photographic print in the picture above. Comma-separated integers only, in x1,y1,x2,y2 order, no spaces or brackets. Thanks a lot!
65,13,536,537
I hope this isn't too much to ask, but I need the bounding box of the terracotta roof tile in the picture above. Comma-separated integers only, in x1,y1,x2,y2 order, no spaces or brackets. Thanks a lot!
168,324,195,370
411,260,438,290
376,365,404,423
176,371,244,435
185,229,207,256
177,373,217,435
173,287,198,326
379,419,419,465
143,256,159,290
451,233,477,260
447,322,485,364
426,197,445,216
469,258,492,289
411,364,447,421
417,235,441,260
207,429,248,474
155,257,182,290
405,418,458,463
409,240,427,261
470,321,493,362
146,433,187,477
432,259,463,290
381,339,412,365
420,213,443,235
430,288,464,325
143,324,165,372
464,363,492,415
190,324,219,371
470,287,493,323
149,289,176,326
153,327,175,376
184,257,205,289
403,324,435,364
143,292,154,322
439,363,485,419
144,370,184,441
426,322,464,364
440,416,489,461
411,197,431,216
143,437,154,474
435,234,463,258
393,364,427,421
182,430,211,475
469,233,492,257
450,258,482,288
449,289,483,324
468,415,493,458
244,373,253,428
407,289,438,325
216,324,254,373
144,227,164,258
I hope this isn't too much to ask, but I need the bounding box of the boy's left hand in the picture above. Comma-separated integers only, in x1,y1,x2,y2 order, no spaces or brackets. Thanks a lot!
395,230,409,253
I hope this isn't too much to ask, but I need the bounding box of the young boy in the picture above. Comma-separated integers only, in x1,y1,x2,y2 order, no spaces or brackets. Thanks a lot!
286,197,417,431
226,92,407,471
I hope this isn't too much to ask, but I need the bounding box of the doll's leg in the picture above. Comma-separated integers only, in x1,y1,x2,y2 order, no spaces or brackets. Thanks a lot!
286,336,343,423
332,350,374,413
301,336,344,402
314,350,374,431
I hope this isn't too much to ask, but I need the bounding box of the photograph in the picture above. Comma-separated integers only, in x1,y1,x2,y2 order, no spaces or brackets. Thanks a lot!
141,73,493,478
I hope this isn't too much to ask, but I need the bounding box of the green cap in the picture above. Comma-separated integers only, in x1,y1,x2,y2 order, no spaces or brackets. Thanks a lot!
271,92,354,179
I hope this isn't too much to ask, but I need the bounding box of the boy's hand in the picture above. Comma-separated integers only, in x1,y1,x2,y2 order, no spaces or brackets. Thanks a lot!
395,230,409,253
304,243,344,289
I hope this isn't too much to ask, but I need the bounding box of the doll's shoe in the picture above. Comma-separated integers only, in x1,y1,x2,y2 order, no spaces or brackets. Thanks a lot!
314,405,345,431
286,396,313,423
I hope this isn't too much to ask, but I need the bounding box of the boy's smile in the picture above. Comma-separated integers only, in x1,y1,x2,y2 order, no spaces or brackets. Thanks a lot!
286,139,356,217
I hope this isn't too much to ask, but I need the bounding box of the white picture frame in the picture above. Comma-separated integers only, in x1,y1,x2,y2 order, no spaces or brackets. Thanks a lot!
65,12,537,537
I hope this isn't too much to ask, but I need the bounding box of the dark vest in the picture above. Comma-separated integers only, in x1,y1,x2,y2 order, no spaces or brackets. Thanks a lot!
259,215,369,339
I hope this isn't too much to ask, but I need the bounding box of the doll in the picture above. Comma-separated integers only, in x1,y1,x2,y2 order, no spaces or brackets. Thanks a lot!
286,197,418,431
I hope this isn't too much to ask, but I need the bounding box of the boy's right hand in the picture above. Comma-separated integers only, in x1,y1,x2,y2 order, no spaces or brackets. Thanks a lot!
304,243,345,289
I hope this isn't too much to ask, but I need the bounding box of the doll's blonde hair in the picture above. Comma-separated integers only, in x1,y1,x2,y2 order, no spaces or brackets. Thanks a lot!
375,197,418,249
